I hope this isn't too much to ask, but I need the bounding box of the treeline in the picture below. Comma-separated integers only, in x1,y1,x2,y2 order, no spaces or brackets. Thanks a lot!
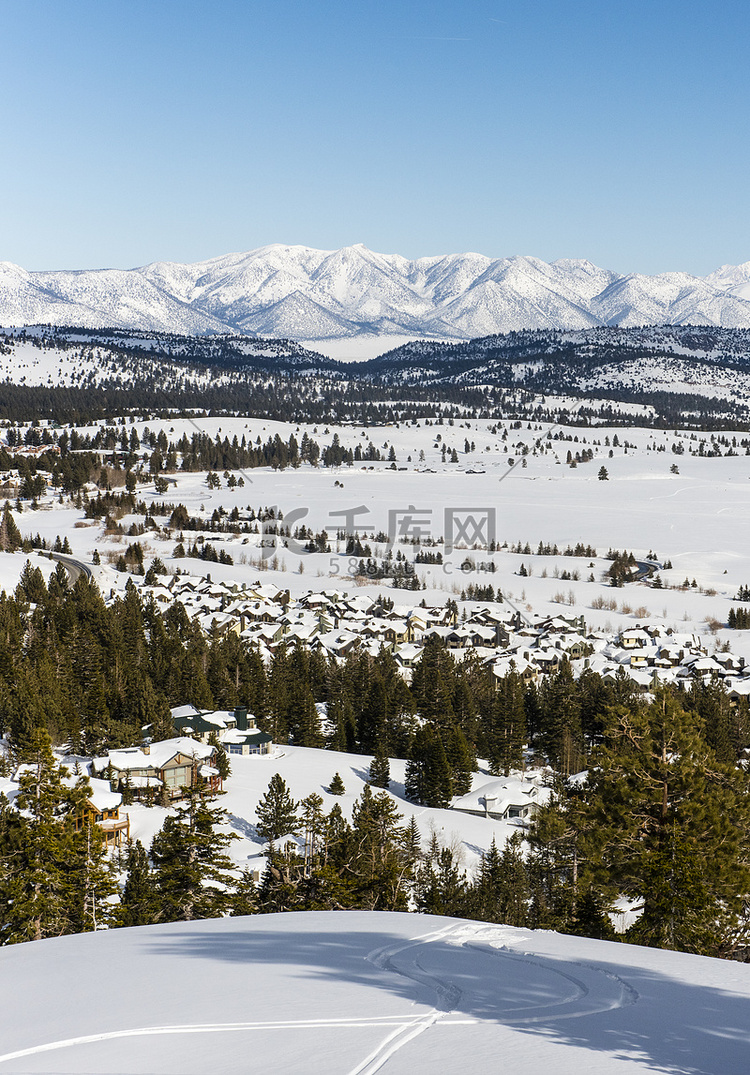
244,686,750,959
2,573,750,955
123,677,750,960
3,573,749,803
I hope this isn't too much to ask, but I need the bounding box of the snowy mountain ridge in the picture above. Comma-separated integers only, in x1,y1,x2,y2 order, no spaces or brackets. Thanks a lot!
3,245,750,341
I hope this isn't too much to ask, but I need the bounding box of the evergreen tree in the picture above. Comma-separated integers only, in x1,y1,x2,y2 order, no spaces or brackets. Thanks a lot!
445,724,475,795
300,792,326,877
207,731,231,782
574,690,750,954
255,774,299,844
0,504,22,552
537,661,585,774
410,636,456,728
347,785,412,910
151,784,238,922
328,772,346,795
64,801,117,935
0,729,113,941
405,725,453,807
415,833,467,916
367,746,391,789
488,668,526,774
118,839,159,927
230,867,258,916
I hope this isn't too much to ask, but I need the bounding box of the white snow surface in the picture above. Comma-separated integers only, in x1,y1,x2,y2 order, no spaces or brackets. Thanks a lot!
4,244,750,342
190,747,536,878
0,910,748,1074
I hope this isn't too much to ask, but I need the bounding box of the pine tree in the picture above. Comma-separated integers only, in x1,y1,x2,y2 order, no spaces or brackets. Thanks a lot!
1,730,114,941
118,840,159,926
415,832,467,916
538,660,585,774
575,690,750,954
445,724,475,795
300,792,326,877
405,725,453,807
230,867,258,916
347,785,411,910
255,773,299,844
488,668,526,775
151,784,238,922
64,798,117,935
328,772,346,795
0,504,22,552
367,746,390,789
402,815,422,872
207,732,231,782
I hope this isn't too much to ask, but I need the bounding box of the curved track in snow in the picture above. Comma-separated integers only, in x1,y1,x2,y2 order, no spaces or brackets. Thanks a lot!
0,922,639,1075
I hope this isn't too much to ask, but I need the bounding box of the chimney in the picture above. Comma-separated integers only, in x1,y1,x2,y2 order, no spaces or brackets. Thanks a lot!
234,706,248,731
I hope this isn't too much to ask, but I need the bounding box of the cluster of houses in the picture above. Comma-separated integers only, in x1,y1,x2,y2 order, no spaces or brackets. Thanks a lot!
5,574,748,855
123,573,750,700
0,712,274,852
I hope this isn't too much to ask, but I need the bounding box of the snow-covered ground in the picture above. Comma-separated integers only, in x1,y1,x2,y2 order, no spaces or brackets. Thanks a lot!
121,746,542,879
7,411,750,654
0,909,748,1074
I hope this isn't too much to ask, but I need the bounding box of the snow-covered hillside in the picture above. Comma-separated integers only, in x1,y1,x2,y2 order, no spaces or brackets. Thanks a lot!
0,332,329,390
120,746,543,880
0,909,747,1074
3,245,750,345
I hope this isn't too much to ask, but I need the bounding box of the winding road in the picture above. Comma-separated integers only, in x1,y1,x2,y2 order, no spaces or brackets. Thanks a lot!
46,551,93,584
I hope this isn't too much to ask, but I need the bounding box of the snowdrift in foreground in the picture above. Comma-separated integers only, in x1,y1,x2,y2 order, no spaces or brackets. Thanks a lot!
1,911,748,1074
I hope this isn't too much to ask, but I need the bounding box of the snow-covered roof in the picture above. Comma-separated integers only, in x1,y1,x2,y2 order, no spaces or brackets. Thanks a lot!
104,737,215,773
452,777,551,816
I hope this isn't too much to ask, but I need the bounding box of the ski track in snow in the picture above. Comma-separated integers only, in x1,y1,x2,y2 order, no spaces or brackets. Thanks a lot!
0,923,639,1073
350,922,639,1074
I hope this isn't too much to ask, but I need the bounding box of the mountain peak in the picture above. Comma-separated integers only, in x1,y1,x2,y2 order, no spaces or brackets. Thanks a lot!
1,245,750,340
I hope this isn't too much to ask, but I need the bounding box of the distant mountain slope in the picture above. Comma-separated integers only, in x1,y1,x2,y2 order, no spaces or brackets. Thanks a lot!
4,324,750,430
2,245,750,341
362,325,750,416
0,328,334,392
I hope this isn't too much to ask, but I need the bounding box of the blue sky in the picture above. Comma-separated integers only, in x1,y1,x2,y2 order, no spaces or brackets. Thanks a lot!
3,0,749,274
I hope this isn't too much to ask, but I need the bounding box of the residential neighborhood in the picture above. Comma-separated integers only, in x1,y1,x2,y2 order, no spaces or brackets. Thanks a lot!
121,571,750,699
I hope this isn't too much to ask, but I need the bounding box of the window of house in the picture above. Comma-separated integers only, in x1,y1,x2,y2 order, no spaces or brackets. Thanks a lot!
164,765,190,787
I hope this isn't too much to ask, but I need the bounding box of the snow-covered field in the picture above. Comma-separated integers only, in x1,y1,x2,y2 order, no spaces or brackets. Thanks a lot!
0,909,748,1074
7,411,750,653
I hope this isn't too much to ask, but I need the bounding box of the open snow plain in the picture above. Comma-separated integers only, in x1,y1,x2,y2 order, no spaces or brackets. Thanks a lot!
9,410,750,651
0,910,749,1075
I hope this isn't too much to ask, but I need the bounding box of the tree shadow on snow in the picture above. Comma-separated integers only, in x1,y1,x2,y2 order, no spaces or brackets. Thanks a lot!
147,917,750,1075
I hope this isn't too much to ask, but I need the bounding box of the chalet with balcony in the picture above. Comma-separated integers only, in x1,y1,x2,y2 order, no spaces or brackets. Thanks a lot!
73,776,130,848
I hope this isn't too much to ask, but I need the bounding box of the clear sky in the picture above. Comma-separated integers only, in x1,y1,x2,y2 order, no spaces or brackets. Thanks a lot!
2,0,749,275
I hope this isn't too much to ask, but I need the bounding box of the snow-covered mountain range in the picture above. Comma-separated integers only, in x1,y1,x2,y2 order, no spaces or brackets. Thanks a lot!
3,245,750,342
